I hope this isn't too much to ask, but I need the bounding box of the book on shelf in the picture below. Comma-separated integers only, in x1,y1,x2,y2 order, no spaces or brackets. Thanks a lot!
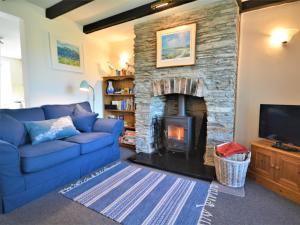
111,99,134,111
122,130,136,145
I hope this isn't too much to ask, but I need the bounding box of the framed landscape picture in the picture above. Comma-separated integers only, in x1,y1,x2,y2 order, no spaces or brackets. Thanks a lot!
156,23,196,68
50,34,84,73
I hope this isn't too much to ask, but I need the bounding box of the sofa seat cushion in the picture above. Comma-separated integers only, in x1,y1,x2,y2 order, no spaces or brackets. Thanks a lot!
65,132,114,155
19,140,80,173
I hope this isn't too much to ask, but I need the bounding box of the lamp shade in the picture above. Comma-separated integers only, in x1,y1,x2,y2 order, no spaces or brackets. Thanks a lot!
80,80,90,92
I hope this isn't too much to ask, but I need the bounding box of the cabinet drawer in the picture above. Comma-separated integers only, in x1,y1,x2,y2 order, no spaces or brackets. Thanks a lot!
275,153,300,192
251,145,275,179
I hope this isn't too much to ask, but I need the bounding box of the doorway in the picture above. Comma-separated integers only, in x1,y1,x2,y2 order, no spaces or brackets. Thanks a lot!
0,12,25,109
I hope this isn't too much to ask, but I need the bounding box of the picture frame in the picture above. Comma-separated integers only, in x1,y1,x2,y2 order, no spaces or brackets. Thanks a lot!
49,34,84,73
156,23,196,68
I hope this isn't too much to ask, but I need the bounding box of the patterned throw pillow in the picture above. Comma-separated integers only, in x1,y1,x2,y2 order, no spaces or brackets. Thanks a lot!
25,116,80,145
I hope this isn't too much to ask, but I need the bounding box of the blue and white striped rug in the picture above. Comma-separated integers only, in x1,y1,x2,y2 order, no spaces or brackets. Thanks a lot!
60,162,217,225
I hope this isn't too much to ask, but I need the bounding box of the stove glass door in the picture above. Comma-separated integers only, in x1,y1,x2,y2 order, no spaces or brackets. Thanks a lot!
167,125,185,141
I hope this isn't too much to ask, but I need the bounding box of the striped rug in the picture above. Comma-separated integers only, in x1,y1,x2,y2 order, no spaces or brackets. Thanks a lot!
60,162,215,225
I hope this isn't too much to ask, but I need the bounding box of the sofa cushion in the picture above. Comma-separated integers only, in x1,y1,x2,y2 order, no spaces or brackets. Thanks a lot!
72,114,98,133
73,104,92,116
19,140,80,173
42,101,92,119
0,107,45,145
42,104,73,120
74,101,92,112
72,104,98,132
24,116,80,145
0,113,26,146
65,132,114,155
0,107,45,121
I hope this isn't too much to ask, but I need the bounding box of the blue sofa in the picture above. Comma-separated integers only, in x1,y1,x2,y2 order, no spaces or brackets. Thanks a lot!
0,102,123,213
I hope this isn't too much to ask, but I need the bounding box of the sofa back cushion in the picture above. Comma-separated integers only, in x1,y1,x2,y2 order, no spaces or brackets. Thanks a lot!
0,107,45,121
74,101,92,112
42,101,92,119
0,114,26,146
0,107,45,145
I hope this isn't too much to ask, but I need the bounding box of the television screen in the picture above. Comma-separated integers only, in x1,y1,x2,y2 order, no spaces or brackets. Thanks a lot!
259,104,300,146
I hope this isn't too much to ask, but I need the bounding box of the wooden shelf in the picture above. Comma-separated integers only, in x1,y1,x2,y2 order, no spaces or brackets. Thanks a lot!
120,142,136,150
125,125,135,130
104,94,134,97
103,74,136,144
103,75,135,81
105,109,135,113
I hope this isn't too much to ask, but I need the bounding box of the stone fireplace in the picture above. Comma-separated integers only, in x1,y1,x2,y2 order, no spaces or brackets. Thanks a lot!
134,0,239,165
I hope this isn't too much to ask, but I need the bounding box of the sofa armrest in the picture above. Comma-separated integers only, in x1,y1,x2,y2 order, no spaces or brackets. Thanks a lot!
93,118,124,137
0,140,25,196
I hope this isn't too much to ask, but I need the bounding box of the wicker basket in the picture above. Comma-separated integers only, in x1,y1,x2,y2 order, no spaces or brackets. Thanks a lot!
214,150,251,188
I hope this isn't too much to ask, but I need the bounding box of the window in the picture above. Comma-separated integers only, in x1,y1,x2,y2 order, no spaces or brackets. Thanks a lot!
0,58,13,108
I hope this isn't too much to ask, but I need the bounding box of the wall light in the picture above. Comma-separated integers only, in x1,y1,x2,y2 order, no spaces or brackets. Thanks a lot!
270,28,299,47
120,52,129,69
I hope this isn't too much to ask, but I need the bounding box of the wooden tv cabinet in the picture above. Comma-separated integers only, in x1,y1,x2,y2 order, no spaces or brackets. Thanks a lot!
249,140,300,204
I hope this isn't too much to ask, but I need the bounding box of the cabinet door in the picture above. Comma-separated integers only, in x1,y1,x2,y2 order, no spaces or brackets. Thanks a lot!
251,146,275,179
275,153,300,192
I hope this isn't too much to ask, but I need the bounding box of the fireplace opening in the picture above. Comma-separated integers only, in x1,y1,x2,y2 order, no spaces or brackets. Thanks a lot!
131,91,214,181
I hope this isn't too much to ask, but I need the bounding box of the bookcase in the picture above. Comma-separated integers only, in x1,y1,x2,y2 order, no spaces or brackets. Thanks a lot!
102,75,136,149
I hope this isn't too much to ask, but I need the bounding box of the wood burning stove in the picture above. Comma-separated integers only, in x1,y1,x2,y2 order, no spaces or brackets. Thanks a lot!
130,94,214,181
163,95,194,159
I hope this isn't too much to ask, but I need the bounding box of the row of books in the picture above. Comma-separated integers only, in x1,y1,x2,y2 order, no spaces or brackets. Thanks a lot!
112,100,134,111
122,130,136,146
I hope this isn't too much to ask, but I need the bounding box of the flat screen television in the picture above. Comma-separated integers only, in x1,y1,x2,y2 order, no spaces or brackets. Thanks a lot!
259,104,300,147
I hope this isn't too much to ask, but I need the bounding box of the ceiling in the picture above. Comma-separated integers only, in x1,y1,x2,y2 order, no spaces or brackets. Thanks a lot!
26,0,228,43
27,0,155,25
0,12,22,59
27,0,61,9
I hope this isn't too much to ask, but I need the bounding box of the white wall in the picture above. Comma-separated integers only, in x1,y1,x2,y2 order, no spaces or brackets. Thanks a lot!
235,2,300,147
0,0,111,116
110,39,134,73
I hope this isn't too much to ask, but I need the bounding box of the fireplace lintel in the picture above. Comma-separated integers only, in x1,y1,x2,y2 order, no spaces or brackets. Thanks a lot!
152,78,204,98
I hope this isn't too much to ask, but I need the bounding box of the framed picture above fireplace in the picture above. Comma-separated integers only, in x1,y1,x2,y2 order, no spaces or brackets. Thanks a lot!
156,23,196,68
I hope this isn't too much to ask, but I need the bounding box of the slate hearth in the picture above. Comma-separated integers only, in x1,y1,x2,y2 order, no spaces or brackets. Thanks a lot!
128,151,215,181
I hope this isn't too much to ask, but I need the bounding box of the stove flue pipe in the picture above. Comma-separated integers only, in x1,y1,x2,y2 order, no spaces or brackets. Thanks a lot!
178,95,186,117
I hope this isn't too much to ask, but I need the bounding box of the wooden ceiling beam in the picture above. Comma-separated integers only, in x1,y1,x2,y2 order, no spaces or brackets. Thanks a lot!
236,0,242,9
46,0,94,19
241,0,300,13
83,0,196,34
